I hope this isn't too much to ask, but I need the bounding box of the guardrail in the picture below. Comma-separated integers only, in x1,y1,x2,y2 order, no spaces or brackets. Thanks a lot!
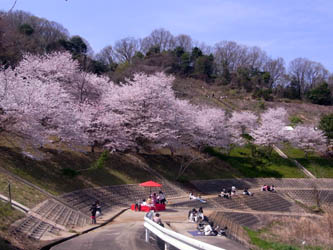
144,212,225,250
0,194,29,213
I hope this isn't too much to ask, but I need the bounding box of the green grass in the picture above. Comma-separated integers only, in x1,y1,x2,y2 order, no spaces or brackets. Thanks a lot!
144,153,243,181
0,203,25,250
246,228,322,250
0,203,24,231
205,146,306,178
0,146,154,196
0,173,47,208
282,144,333,178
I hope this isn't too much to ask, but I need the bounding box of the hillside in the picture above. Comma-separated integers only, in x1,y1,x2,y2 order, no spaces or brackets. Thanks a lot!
1,9,333,250
173,77,333,125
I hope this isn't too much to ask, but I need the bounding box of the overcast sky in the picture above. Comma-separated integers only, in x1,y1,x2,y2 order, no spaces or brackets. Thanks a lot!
1,0,332,71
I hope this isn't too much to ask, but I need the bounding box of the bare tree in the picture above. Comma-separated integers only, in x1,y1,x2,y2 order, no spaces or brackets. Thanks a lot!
214,41,248,73
95,45,116,67
288,58,328,96
114,37,139,63
8,0,18,12
246,46,268,70
141,28,175,53
264,57,286,88
174,34,193,52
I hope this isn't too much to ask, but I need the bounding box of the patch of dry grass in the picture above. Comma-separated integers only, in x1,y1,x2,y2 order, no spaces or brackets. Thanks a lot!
267,206,333,249
0,172,47,208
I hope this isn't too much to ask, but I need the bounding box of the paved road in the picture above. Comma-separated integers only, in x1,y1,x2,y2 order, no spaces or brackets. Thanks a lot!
51,209,246,250
52,221,164,250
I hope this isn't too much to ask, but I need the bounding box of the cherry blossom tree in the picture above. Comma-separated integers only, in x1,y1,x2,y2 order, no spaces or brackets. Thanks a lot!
0,54,78,146
288,126,327,156
228,111,258,146
0,51,236,158
250,107,288,153
0,52,107,149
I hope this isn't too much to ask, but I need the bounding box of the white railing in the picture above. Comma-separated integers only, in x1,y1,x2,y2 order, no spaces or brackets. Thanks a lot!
0,194,29,213
144,213,225,250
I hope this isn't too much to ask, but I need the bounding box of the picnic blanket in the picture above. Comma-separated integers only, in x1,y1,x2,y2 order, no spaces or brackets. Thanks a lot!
187,230,203,236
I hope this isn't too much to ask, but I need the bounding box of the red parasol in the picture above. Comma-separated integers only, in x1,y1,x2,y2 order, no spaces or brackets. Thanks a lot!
139,181,162,187
139,180,162,194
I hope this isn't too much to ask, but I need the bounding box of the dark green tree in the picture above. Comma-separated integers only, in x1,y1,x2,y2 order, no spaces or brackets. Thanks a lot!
219,60,231,85
69,36,87,55
146,45,161,57
190,47,203,61
174,46,185,57
19,23,34,36
284,77,301,99
193,55,214,81
180,52,192,76
307,82,332,105
319,114,333,140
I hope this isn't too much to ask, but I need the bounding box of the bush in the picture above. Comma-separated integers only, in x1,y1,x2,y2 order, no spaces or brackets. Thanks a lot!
257,101,266,110
91,151,109,170
289,116,303,127
252,89,273,101
307,82,332,105
61,168,79,178
319,113,333,139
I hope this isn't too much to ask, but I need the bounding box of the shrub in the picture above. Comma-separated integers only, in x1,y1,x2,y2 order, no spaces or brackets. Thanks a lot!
319,114,333,139
307,82,332,105
61,168,79,178
91,151,110,170
289,115,303,127
252,89,273,101
257,101,266,110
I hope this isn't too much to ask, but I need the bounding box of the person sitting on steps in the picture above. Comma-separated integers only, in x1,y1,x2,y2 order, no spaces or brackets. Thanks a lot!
243,188,253,196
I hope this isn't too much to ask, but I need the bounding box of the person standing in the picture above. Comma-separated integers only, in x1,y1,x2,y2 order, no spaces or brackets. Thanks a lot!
158,191,166,204
89,203,97,224
96,200,102,215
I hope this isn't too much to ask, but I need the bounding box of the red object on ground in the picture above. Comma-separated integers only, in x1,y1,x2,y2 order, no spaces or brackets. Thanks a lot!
131,204,166,212
139,181,162,187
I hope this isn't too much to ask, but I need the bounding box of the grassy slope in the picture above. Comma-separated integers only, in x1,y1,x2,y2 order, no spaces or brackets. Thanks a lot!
246,227,322,250
282,144,333,178
173,77,332,125
0,203,24,250
205,146,306,178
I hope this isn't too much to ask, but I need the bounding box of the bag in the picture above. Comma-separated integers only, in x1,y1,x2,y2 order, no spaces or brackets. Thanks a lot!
96,211,101,217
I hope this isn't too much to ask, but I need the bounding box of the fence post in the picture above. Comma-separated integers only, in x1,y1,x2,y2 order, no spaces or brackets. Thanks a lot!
8,183,12,208
145,228,150,243
164,242,170,250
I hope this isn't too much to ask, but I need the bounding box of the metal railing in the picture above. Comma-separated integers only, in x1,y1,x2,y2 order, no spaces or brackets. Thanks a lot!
144,212,225,250
0,194,29,213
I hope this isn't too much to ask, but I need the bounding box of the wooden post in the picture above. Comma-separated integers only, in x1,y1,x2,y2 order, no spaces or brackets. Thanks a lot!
145,228,150,243
164,242,170,250
8,183,12,207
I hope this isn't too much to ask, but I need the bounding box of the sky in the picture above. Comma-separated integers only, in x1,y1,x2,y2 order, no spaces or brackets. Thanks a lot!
1,0,332,71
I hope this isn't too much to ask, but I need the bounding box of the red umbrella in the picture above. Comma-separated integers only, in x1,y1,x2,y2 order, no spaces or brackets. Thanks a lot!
139,180,162,194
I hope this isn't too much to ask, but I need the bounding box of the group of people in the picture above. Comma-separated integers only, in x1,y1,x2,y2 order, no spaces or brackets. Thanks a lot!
188,209,227,237
89,201,102,224
188,207,204,222
198,221,228,236
219,186,254,198
134,191,166,211
261,185,275,192
218,186,237,199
